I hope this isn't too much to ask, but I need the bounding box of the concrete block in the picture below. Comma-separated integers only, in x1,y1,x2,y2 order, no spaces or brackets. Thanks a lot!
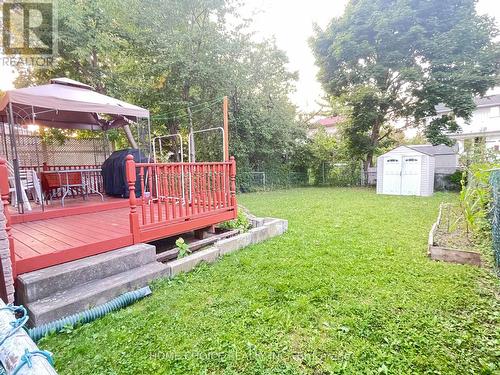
248,216,265,228
167,246,220,276
18,243,157,304
263,219,287,237
26,261,168,327
264,218,288,233
217,232,252,256
249,226,271,244
281,219,289,232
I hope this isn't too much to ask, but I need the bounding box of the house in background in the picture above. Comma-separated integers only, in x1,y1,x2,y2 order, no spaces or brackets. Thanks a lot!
307,115,344,137
429,92,500,153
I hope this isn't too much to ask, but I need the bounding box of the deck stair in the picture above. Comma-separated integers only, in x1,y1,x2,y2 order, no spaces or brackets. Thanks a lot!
16,243,167,327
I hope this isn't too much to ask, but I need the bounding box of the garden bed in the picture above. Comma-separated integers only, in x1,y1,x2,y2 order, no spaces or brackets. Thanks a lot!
428,203,482,266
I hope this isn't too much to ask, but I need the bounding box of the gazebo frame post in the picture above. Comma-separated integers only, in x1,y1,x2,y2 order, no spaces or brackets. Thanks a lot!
147,117,152,158
7,102,25,214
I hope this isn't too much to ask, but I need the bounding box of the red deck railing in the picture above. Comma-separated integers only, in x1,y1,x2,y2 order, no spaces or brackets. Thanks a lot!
125,155,237,243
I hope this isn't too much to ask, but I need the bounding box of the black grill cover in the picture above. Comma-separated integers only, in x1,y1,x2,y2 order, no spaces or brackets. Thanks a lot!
102,149,148,198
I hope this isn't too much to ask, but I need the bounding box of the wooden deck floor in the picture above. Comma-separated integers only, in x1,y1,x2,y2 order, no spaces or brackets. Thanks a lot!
9,196,236,275
12,207,134,275
9,195,128,224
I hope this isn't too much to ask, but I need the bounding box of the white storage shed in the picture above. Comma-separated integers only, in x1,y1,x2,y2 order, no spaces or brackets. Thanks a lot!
376,145,436,196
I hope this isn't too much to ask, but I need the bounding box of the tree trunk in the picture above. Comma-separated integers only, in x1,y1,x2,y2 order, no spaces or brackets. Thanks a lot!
368,120,381,167
362,118,382,185
362,158,371,186
123,124,139,149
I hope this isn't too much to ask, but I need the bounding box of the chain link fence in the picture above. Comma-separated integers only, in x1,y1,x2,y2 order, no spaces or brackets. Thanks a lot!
489,170,500,272
237,171,310,192
236,162,365,192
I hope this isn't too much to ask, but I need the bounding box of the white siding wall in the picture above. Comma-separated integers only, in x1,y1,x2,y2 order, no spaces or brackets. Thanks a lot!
376,158,384,194
429,105,500,135
307,126,339,138
434,154,458,174
420,154,435,196
457,106,500,134
457,135,500,153
484,135,500,150
432,105,500,153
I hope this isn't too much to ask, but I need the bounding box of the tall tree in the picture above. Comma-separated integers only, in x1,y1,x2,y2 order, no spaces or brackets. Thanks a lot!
16,0,304,176
311,0,500,171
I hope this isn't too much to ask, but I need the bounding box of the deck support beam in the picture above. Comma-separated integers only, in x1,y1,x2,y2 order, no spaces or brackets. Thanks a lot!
194,225,216,240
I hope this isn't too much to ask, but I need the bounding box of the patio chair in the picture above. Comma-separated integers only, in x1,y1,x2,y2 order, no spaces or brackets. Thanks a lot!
6,163,42,206
7,173,32,211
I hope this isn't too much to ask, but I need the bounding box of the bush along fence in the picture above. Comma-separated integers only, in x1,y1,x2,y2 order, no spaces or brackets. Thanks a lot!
489,170,500,273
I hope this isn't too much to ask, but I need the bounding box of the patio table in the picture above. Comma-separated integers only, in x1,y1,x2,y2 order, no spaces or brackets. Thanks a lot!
42,168,104,206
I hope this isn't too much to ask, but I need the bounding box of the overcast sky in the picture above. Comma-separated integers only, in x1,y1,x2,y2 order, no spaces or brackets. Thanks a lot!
1,0,499,111
242,0,500,111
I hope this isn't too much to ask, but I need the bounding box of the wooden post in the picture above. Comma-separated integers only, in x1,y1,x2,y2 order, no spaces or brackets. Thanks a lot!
223,96,229,161
0,159,16,283
229,156,237,218
126,155,140,243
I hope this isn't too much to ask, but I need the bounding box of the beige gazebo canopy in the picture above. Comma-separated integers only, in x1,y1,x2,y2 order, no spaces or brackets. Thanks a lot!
0,78,150,213
0,78,149,130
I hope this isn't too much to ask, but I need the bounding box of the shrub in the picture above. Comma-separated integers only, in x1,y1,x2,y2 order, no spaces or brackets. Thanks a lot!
219,211,251,232
176,237,190,259
446,170,464,190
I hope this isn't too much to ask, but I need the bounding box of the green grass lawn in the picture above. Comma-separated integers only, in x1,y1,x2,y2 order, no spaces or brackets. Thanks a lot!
41,188,499,374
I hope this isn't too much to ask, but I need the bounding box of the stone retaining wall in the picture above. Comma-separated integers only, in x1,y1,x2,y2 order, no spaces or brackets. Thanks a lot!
0,204,14,303
164,217,288,277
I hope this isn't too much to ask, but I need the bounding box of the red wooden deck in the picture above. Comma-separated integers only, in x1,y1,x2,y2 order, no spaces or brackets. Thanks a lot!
12,206,133,275
0,157,238,278
10,201,235,275
9,195,128,224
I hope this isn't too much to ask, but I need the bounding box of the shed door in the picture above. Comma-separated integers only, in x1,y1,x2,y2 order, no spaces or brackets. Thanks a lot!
401,156,421,195
382,156,402,194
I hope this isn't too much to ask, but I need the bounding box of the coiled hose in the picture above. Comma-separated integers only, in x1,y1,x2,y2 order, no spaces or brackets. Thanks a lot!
27,286,152,342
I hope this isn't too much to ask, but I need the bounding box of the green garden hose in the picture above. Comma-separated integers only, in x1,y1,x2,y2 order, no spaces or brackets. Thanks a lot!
27,286,152,342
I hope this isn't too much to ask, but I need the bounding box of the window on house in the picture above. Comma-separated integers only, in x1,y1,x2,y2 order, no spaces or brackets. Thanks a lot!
490,106,500,118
